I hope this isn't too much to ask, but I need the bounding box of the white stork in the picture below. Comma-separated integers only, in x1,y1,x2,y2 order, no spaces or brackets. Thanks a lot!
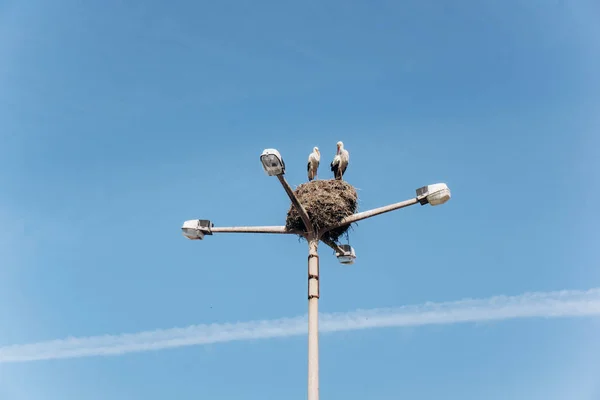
330,141,349,180
307,147,320,181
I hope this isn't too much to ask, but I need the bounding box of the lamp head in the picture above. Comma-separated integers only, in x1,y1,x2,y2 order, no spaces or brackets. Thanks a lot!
336,244,356,265
416,183,451,206
182,219,213,240
260,148,285,176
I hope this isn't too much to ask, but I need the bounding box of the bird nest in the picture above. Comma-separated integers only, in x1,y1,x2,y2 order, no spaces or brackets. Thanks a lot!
285,179,358,242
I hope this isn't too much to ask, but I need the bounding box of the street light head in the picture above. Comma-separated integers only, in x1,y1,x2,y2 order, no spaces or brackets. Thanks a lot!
181,219,213,240
416,183,451,206
336,244,356,265
260,148,285,176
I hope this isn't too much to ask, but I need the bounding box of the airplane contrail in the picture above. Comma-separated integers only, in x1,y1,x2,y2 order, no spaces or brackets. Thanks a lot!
1,288,599,364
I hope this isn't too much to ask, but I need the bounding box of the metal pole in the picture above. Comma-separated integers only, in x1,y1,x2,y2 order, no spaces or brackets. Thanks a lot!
319,197,419,236
307,237,320,400
210,226,297,234
277,174,312,233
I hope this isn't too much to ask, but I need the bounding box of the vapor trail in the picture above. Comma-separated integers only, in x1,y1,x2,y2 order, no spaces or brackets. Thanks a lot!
1,288,599,363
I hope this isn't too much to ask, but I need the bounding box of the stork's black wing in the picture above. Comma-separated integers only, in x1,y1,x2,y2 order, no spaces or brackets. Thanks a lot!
331,162,339,179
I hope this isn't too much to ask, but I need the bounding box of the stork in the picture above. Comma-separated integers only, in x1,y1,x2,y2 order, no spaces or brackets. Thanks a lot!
330,141,349,180
307,146,320,181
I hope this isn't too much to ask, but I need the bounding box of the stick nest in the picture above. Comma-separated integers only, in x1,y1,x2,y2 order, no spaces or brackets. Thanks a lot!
286,179,358,241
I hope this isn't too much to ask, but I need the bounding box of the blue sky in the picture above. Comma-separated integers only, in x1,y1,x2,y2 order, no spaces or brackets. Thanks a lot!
1,0,599,398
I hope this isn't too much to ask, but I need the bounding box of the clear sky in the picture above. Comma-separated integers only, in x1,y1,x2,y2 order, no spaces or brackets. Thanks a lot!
1,0,599,399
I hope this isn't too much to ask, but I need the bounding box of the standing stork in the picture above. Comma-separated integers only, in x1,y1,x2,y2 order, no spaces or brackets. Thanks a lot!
307,146,320,181
330,141,349,180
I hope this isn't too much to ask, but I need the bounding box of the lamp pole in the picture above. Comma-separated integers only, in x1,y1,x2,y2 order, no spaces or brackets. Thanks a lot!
307,236,320,400
181,149,451,400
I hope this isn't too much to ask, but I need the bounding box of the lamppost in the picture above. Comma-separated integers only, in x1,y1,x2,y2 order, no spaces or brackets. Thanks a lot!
181,148,451,400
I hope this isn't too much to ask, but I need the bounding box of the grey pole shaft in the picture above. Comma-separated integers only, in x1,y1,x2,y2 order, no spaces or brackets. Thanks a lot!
307,238,320,400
